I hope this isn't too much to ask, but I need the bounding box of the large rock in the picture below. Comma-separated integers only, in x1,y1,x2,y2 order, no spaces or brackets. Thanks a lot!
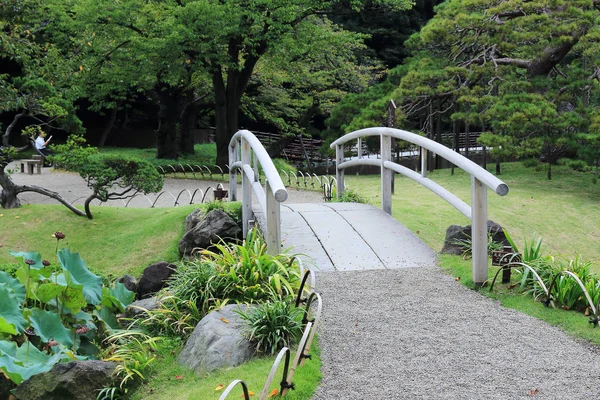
116,274,138,294
0,372,15,400
125,296,161,318
137,261,176,299
440,220,511,255
178,304,255,374
178,209,242,257
183,208,205,233
14,360,117,400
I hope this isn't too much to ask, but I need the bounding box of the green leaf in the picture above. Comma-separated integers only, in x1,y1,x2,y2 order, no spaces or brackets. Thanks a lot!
28,308,73,348
0,285,27,335
0,271,26,304
36,283,65,304
0,340,63,385
57,249,102,305
61,286,87,316
94,307,120,331
110,282,136,313
10,251,44,270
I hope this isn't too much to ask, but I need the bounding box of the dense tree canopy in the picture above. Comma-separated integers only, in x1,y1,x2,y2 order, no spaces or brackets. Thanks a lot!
66,0,414,166
330,0,600,178
0,0,83,147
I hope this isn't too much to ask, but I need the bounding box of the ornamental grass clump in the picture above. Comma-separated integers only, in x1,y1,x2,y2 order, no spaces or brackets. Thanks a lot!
237,300,304,355
198,228,300,304
145,228,302,341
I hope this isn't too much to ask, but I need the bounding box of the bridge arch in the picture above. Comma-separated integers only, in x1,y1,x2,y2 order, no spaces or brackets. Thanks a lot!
228,130,288,255
331,127,509,286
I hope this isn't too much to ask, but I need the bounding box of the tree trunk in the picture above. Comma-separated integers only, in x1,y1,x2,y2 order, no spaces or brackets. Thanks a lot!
97,107,118,148
0,166,86,216
3,111,27,147
179,92,197,155
84,194,98,219
213,72,241,169
155,89,181,160
0,170,21,208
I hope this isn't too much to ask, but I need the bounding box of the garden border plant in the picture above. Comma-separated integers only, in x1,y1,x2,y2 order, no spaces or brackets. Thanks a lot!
0,231,145,394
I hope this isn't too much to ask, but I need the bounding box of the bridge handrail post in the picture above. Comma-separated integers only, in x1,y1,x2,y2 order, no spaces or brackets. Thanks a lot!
471,176,488,286
229,142,238,201
265,180,281,254
381,133,392,215
241,137,253,238
335,143,345,199
229,130,288,255
330,127,509,286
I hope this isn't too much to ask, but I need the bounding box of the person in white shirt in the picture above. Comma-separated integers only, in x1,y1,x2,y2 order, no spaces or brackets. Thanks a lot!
34,131,52,157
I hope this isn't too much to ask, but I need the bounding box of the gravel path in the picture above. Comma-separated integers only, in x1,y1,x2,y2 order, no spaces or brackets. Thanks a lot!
7,164,324,207
312,267,600,399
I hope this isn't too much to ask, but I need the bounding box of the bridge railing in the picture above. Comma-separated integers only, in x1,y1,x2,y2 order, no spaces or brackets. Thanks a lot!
229,130,288,254
330,127,509,285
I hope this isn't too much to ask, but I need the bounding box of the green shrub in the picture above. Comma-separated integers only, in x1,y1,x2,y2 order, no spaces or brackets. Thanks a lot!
333,187,369,203
521,158,540,168
152,229,301,341
451,233,504,259
200,228,301,304
237,300,303,355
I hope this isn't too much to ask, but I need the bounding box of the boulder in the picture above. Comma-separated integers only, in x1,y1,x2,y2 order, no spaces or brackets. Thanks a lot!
137,261,176,299
183,208,205,233
116,274,138,294
178,304,255,374
178,209,242,257
440,220,511,255
125,296,161,318
0,372,15,400
14,360,118,400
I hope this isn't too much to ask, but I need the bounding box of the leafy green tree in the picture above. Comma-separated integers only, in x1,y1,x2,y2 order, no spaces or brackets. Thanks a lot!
69,0,413,166
333,0,600,178
53,137,163,219
0,0,83,147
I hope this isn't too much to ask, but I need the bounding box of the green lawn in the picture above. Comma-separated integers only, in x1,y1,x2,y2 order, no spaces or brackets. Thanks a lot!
0,204,196,277
343,162,600,269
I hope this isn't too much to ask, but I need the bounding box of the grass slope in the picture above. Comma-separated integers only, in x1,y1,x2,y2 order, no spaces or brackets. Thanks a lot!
344,162,600,268
0,204,197,277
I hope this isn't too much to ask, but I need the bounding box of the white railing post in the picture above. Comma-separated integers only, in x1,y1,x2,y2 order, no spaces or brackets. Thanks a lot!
229,142,238,201
471,176,488,286
381,133,392,215
241,137,252,237
265,180,281,254
421,148,428,178
336,143,345,199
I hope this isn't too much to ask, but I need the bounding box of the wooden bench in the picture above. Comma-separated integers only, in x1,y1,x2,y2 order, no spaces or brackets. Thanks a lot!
20,158,43,175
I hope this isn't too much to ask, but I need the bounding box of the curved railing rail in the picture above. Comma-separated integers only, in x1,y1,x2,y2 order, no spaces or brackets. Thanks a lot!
229,130,288,255
331,127,509,285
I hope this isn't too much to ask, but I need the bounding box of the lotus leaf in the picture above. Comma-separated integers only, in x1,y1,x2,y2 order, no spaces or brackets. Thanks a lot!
57,249,102,305
0,272,26,304
0,285,27,335
28,309,73,348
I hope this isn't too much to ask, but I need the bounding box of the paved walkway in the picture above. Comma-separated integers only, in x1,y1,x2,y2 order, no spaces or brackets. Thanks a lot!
279,203,436,271
269,203,600,399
